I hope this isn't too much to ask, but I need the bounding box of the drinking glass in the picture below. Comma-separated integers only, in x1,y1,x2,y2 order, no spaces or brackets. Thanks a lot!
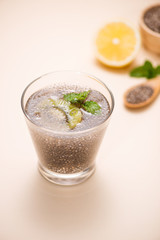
21,71,114,185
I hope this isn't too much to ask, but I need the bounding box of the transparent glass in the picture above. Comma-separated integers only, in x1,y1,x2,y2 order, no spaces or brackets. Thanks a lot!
21,71,114,185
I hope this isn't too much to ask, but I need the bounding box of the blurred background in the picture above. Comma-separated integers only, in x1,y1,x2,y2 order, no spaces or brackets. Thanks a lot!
0,0,160,240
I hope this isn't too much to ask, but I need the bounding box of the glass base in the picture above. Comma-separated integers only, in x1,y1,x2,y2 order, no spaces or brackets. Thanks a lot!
38,164,95,186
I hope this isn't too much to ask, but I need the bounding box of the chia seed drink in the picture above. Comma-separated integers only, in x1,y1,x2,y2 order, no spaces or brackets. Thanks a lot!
21,71,114,185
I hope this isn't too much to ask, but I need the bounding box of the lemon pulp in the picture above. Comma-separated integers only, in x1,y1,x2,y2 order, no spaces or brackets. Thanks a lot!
96,22,140,67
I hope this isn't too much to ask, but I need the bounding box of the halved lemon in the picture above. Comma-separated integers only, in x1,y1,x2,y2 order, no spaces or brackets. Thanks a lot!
95,22,141,68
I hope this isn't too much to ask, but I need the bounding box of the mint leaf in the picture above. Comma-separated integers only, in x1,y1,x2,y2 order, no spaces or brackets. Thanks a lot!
82,101,101,114
64,91,90,104
130,60,158,79
63,91,101,115
143,61,156,79
156,65,160,75
130,66,147,78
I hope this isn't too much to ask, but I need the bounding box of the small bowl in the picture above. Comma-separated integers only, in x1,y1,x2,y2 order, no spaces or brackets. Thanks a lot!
139,4,160,54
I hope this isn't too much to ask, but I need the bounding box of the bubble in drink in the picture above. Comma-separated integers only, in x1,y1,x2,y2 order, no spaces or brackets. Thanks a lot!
25,85,110,174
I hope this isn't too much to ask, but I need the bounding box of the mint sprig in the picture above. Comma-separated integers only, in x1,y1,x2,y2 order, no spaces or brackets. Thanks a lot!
130,60,160,79
63,91,101,114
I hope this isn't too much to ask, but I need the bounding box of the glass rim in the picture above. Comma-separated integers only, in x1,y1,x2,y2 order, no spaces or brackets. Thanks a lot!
21,70,115,135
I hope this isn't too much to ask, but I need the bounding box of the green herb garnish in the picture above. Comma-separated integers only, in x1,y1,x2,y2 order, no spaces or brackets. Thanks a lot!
156,65,160,75
63,91,101,114
63,91,90,104
130,60,160,79
82,101,101,114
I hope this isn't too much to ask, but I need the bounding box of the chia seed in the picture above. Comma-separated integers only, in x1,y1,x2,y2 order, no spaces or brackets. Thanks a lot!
126,85,154,104
144,6,160,33
29,126,105,174
26,86,110,174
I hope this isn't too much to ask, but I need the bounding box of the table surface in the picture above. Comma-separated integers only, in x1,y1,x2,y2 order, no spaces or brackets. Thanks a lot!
1,0,160,239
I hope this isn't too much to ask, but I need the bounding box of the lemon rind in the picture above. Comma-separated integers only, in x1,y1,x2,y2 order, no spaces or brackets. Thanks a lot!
95,22,141,68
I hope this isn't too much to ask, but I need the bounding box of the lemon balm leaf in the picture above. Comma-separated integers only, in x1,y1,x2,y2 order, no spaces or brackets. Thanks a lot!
63,91,90,104
82,101,101,114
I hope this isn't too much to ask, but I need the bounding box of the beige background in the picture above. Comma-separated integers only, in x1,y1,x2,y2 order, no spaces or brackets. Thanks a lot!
1,0,160,239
